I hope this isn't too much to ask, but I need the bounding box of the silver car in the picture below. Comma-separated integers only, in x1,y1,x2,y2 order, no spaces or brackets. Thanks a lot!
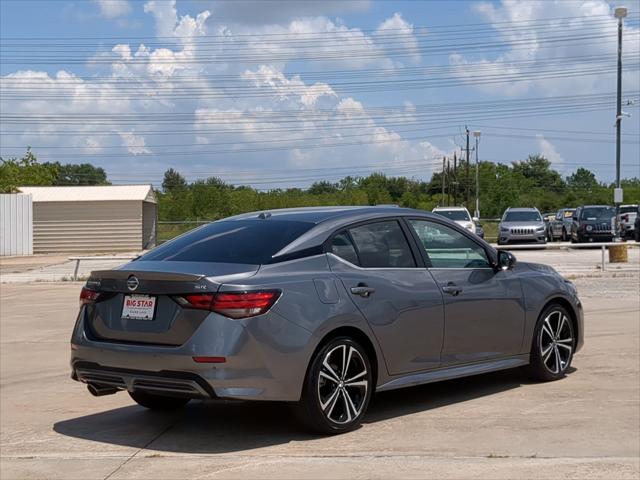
71,206,583,434
498,207,547,245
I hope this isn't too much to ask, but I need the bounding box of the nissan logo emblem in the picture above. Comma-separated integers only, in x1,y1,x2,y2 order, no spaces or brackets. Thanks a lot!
126,275,139,291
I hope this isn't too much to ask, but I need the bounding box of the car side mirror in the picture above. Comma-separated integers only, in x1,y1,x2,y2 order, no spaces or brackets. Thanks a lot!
497,250,516,271
472,216,479,222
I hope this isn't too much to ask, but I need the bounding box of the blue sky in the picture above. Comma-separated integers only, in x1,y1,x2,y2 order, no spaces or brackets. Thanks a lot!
1,0,639,188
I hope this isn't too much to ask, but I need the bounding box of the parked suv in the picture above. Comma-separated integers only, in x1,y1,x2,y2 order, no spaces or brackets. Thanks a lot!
432,206,476,235
498,207,546,245
618,204,638,240
549,208,576,241
570,205,615,243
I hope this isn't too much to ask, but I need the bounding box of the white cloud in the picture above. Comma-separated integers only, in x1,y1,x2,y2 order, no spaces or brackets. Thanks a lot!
375,13,421,65
449,0,640,96
143,0,178,38
536,135,564,169
0,4,440,183
95,0,131,19
119,132,151,155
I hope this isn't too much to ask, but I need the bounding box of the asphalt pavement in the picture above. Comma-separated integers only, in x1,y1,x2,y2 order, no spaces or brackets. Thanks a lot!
0,261,638,479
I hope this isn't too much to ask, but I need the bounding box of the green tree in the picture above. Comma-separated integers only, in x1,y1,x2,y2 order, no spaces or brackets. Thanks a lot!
162,168,187,192
566,168,599,192
0,148,58,193
308,181,338,195
46,162,109,185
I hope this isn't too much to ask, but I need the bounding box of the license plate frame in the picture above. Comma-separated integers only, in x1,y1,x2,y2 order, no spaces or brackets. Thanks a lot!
122,294,157,321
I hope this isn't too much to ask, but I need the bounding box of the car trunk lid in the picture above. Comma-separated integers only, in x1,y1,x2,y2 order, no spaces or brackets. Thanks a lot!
83,261,259,346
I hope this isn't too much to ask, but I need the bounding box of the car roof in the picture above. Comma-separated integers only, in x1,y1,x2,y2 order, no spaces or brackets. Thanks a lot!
223,206,447,259
505,207,540,212
432,206,468,211
225,205,429,224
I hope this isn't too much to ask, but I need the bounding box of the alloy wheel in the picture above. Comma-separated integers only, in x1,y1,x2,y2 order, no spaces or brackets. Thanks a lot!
317,344,368,425
539,310,574,374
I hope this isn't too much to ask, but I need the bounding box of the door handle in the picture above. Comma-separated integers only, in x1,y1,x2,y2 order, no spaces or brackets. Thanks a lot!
442,282,462,296
350,284,376,298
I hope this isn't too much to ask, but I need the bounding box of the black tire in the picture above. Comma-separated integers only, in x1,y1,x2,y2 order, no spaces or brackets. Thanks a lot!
296,336,373,435
129,390,190,410
635,229,640,242
561,228,568,242
525,304,575,382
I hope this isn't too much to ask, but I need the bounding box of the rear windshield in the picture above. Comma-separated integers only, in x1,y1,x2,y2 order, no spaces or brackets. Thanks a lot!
503,211,542,222
139,220,314,264
581,207,615,220
620,206,638,214
433,210,470,221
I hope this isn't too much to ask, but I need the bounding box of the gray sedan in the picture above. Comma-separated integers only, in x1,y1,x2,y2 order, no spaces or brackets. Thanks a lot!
71,206,583,434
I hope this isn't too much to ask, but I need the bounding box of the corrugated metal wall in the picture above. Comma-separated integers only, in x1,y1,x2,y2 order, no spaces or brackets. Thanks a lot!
32,200,143,253
0,194,33,256
142,201,157,249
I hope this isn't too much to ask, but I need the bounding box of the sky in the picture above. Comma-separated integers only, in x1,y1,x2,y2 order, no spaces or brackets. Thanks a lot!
1,0,639,189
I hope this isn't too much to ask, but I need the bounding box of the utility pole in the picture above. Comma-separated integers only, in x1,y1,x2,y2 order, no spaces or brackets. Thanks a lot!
441,156,446,206
465,126,470,209
614,6,628,240
473,131,481,219
452,152,458,205
447,158,451,207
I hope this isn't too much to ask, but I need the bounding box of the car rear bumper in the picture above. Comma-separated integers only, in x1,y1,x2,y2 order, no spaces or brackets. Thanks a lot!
577,232,614,242
72,362,216,398
70,309,314,402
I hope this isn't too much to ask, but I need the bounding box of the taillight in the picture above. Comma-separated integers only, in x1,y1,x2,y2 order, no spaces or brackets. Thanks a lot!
176,291,280,319
213,291,280,319
79,287,100,307
181,294,215,309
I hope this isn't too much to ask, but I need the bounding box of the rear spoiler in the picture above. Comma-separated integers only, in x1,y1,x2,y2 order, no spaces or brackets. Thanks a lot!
89,269,205,283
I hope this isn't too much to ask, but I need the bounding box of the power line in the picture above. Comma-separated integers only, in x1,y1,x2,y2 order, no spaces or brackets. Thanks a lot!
3,13,635,41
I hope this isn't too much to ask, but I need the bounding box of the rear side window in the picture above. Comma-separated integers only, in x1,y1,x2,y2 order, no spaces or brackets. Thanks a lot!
329,232,360,265
139,220,314,264
348,221,415,268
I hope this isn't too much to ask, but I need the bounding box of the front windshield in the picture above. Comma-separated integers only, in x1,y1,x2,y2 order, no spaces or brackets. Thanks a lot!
433,210,471,221
503,211,542,222
581,207,615,220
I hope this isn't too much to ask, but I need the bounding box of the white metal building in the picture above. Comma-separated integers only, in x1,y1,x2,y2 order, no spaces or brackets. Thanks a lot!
17,185,157,253
0,194,33,256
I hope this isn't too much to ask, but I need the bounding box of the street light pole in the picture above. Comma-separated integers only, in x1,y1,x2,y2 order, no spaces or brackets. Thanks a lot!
473,130,481,219
614,6,627,240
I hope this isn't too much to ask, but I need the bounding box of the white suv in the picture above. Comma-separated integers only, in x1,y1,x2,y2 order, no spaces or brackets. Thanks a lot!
432,207,476,234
